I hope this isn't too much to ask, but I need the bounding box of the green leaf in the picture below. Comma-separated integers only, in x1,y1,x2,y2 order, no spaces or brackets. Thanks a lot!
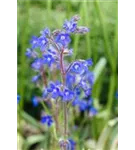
108,117,118,127
96,125,112,150
110,135,118,150
93,57,107,83
23,135,45,150
20,110,43,130
85,139,96,150
96,110,108,119
17,133,24,150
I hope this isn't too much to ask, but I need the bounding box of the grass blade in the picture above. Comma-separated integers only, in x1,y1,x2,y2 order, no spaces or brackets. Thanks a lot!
94,0,115,71
93,57,107,83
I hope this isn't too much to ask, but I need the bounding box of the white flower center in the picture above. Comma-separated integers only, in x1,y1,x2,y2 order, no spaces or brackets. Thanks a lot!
67,22,71,27
74,64,79,70
33,40,36,44
42,40,46,44
82,81,85,85
61,36,65,40
53,89,57,93
65,92,69,96
37,62,40,66
47,57,51,61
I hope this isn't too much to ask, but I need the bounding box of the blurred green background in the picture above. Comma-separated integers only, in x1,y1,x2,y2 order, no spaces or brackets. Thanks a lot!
17,0,118,150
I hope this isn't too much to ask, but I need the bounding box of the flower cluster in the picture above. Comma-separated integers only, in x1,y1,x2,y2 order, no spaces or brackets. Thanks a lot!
26,15,97,127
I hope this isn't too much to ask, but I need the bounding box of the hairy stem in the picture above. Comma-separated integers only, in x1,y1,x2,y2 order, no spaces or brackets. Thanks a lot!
53,100,60,133
60,48,68,142
40,67,60,137
60,49,65,82
40,68,47,86
64,102,68,138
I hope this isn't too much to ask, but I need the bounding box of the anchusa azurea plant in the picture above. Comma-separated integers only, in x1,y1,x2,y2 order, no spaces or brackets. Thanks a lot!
26,15,97,150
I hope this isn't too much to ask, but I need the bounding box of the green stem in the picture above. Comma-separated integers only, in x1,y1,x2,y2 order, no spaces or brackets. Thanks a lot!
40,101,50,114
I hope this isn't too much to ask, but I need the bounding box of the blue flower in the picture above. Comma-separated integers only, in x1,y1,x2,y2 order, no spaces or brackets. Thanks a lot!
87,71,94,85
48,49,56,55
31,75,40,82
84,88,92,97
71,62,83,74
72,97,79,106
62,88,74,101
66,74,75,89
55,33,71,47
47,82,56,92
17,94,20,104
63,19,77,33
42,88,48,98
25,48,32,58
51,87,61,99
89,107,97,116
30,36,39,49
40,28,50,37
32,96,39,107
79,80,89,91
70,61,89,75
74,87,81,96
41,115,53,127
31,58,43,70
38,36,48,51
78,100,88,111
25,48,37,58
72,96,95,112
86,58,93,66
68,138,76,150
47,82,62,99
43,54,55,67
87,98,93,106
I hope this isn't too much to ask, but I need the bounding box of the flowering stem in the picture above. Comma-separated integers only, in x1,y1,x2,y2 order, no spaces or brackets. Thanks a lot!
49,37,60,54
40,67,47,86
60,48,65,82
65,62,73,74
40,67,60,138
60,48,68,142
53,100,60,133
64,102,68,138
40,100,49,114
